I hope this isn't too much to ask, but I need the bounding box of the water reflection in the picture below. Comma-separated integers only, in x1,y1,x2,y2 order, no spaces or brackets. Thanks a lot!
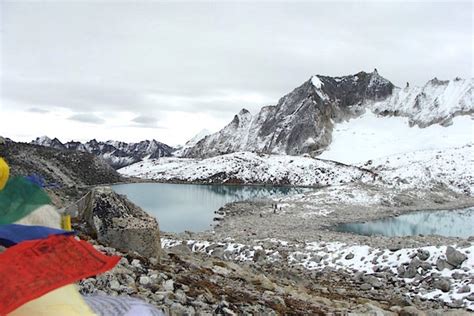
335,207,474,238
112,183,310,233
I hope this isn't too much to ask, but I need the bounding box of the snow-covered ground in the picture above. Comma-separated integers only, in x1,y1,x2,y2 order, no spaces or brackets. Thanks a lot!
371,144,474,195
119,151,374,186
319,112,473,165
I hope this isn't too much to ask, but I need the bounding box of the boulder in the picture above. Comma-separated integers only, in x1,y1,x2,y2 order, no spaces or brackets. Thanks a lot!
435,258,454,271
432,278,451,292
416,249,430,261
77,187,161,259
445,246,467,268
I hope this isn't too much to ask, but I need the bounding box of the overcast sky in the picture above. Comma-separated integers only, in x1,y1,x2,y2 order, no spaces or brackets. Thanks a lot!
1,1,472,145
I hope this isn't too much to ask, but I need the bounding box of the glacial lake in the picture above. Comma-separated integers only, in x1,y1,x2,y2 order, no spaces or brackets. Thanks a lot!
112,183,310,233
335,207,474,238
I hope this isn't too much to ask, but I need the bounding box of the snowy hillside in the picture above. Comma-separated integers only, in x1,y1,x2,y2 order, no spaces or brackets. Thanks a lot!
119,152,375,187
173,129,212,157
319,113,473,164
369,144,474,195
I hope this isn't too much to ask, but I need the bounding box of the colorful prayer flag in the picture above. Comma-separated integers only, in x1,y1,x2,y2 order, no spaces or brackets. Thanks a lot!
0,235,120,315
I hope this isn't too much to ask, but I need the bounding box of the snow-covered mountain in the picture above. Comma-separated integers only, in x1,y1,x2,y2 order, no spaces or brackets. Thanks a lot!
182,70,472,159
369,77,472,127
173,129,212,157
118,151,376,186
31,136,174,169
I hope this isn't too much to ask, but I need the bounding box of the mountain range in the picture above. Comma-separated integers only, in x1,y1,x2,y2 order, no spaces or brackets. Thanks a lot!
30,69,472,168
182,70,472,158
31,136,174,169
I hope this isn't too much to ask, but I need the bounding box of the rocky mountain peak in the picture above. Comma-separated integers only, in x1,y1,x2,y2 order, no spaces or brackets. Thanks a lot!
183,70,470,158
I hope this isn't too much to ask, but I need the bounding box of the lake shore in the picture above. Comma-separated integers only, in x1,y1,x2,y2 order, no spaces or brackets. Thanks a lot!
160,182,474,311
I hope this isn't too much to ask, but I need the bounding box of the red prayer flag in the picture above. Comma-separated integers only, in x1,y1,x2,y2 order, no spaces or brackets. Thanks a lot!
0,235,120,315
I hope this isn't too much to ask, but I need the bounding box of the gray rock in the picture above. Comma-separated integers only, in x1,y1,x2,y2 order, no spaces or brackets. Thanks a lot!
163,279,174,292
419,262,432,271
416,249,430,261
445,246,467,268
435,258,454,271
345,253,355,260
360,283,372,291
399,306,427,316
139,276,151,286
466,294,474,301
253,249,267,262
388,244,402,252
78,187,161,259
403,266,418,279
457,285,470,293
109,279,120,291
432,278,451,292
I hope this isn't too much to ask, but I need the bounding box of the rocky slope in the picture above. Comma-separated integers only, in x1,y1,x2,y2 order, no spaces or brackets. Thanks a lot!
32,136,174,169
183,70,472,158
0,139,122,201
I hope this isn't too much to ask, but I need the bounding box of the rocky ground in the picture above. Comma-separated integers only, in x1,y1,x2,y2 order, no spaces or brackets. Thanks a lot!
79,239,473,316
76,182,474,315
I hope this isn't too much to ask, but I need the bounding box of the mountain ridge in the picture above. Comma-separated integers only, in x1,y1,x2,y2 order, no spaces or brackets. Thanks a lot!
31,136,174,169
183,70,472,158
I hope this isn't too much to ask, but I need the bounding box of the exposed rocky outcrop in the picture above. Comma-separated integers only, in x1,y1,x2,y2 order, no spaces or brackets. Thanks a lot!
32,136,174,169
0,139,122,191
76,187,161,259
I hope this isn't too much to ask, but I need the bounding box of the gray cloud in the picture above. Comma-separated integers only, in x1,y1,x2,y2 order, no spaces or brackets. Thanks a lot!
68,113,105,124
130,115,160,128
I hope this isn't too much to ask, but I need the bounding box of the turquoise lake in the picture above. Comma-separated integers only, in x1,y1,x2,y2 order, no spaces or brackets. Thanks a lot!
335,207,474,238
112,183,309,233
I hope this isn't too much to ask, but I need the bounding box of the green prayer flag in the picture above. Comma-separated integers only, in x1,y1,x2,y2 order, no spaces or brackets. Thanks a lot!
0,177,51,225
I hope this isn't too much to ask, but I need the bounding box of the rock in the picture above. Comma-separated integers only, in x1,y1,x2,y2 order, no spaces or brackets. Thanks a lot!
452,271,464,280
435,258,454,271
388,244,402,252
163,279,174,292
419,262,432,271
253,249,267,262
169,302,193,316
139,276,151,286
109,279,120,291
360,283,372,291
466,294,474,301
399,306,427,316
416,249,430,261
432,278,451,292
311,254,323,263
457,285,470,293
445,246,467,268
345,253,355,260
78,187,161,259
253,274,275,291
